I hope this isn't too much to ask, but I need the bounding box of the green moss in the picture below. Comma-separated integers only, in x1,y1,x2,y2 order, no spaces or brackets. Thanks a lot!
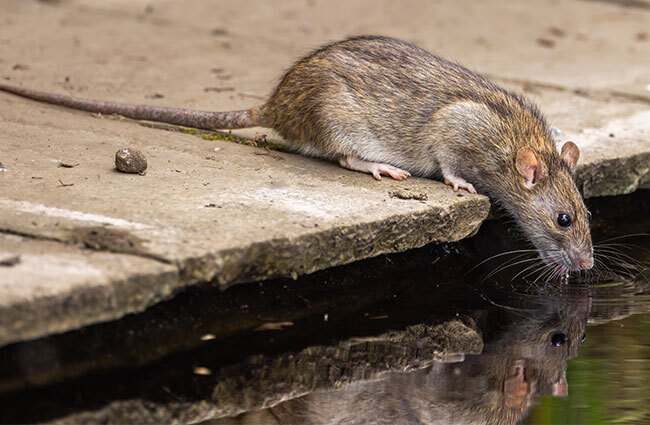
201,133,239,143
178,126,286,152
256,140,283,151
201,132,284,151
270,259,291,272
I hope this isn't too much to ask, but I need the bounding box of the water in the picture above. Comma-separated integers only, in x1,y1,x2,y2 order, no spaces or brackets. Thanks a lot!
0,191,648,424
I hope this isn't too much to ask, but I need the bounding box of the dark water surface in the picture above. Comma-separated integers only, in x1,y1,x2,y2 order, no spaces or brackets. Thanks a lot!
0,191,648,425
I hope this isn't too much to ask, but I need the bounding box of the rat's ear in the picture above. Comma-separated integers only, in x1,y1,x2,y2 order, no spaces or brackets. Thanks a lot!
516,147,545,189
561,141,580,173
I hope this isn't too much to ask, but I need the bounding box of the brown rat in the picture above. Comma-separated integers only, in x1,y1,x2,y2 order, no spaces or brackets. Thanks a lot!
0,35,593,272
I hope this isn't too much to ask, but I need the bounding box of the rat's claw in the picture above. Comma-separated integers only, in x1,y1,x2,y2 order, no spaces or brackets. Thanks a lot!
372,171,382,180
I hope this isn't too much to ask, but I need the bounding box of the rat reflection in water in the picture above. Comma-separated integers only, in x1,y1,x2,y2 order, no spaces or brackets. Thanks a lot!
214,293,589,425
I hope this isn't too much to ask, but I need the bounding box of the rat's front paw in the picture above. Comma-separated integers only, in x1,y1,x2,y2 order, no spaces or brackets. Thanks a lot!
443,174,477,194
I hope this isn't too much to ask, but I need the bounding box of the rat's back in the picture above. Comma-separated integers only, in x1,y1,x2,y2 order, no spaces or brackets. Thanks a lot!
260,35,530,175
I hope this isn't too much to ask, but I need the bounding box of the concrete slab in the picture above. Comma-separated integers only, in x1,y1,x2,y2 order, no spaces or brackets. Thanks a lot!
0,0,649,346
0,233,179,347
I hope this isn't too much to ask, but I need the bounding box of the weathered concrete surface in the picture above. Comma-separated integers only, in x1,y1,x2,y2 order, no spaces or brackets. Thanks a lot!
1,0,649,346
0,233,179,346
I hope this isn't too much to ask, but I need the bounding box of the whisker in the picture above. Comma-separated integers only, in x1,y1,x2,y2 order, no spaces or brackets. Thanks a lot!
478,254,540,285
595,249,647,273
592,257,612,281
464,249,539,277
595,246,647,262
511,259,545,281
484,255,540,280
532,265,553,285
594,233,650,244
595,242,650,253
522,262,552,282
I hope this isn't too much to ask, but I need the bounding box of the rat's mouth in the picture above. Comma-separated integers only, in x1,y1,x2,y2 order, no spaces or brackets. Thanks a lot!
552,263,570,276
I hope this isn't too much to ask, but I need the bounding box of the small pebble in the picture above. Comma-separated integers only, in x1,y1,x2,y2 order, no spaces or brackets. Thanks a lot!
536,37,556,48
211,28,228,36
0,255,20,266
115,148,147,174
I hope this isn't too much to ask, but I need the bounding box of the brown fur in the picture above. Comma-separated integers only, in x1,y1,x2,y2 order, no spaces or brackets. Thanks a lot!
0,35,593,270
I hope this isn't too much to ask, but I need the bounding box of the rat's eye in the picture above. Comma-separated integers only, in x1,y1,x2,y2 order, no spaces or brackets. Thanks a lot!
587,210,592,221
551,332,567,347
557,213,571,228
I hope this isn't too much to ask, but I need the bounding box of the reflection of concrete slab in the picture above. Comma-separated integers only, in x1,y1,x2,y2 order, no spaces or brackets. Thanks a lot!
1,0,649,348
43,318,484,425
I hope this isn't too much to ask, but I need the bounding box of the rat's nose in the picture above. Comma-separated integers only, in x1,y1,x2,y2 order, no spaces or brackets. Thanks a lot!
570,247,593,270
578,255,593,270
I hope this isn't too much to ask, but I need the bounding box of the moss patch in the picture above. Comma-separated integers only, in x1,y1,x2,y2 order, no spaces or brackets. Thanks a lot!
142,122,286,151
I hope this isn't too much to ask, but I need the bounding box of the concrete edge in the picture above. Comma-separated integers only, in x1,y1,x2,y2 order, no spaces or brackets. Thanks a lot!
183,197,490,289
577,152,650,198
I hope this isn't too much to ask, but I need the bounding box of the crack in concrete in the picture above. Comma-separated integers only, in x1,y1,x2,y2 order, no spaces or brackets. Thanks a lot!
582,0,650,11
0,227,66,244
488,75,650,105
0,227,173,265
68,226,174,265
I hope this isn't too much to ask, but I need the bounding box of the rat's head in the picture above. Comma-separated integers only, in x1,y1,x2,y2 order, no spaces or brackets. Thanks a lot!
513,141,593,273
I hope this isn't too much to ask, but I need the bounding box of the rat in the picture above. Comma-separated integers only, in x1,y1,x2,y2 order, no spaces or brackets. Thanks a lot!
0,35,593,273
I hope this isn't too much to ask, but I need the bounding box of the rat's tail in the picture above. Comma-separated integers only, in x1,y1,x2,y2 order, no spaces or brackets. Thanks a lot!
0,83,264,130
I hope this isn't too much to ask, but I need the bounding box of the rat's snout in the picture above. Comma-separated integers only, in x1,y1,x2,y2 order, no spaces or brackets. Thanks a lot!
569,248,594,271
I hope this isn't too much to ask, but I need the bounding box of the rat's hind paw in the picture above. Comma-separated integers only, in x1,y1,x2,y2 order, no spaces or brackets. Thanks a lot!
338,156,411,181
